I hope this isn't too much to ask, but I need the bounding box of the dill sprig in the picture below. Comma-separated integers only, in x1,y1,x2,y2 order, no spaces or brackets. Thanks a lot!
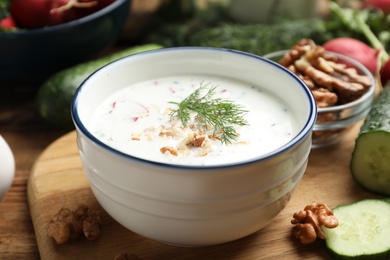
169,82,249,144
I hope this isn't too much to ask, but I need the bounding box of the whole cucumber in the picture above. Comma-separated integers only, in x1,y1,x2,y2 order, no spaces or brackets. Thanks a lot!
36,44,163,129
350,85,390,196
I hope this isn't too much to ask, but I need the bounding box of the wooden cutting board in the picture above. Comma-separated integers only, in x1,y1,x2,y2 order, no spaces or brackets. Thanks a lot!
27,124,383,260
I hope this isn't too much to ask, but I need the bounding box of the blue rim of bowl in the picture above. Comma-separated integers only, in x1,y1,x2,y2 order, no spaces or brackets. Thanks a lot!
0,0,129,37
72,47,317,170
263,50,376,114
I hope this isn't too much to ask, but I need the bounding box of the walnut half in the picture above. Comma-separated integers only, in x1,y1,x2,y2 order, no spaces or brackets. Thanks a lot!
291,202,338,244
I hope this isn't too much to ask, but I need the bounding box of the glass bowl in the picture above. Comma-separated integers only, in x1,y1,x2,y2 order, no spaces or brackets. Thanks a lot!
263,50,376,148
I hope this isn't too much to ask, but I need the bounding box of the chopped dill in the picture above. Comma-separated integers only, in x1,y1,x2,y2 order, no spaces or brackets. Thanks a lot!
169,82,249,144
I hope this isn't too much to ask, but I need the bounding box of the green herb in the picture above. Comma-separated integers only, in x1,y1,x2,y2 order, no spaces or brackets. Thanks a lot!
0,0,10,21
329,1,390,64
169,82,249,144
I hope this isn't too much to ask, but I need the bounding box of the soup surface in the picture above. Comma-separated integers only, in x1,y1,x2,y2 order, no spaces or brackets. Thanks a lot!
91,76,296,165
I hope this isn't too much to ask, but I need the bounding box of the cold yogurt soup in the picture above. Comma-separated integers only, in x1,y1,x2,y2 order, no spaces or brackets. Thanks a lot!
91,76,296,166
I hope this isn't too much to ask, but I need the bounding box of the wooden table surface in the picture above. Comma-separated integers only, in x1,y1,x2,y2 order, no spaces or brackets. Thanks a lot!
0,79,383,260
0,87,69,259
0,1,367,258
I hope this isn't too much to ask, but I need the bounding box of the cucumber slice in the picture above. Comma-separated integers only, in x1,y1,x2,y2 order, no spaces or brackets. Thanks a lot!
350,87,390,196
351,132,390,196
323,199,390,260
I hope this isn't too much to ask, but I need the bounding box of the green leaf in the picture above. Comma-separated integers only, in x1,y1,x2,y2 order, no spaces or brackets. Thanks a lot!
169,82,249,145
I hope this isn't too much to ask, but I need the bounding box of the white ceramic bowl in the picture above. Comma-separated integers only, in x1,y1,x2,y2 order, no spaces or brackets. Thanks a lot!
263,50,376,148
71,47,317,246
0,135,15,202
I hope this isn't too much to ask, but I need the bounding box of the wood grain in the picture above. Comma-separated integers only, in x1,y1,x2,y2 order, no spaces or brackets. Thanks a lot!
27,123,383,260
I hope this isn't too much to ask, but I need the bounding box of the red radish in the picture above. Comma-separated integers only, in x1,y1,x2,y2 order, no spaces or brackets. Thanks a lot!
380,59,390,86
10,0,52,29
78,0,116,14
95,0,116,8
48,0,97,25
363,0,390,13
0,16,17,29
323,37,380,75
10,0,114,29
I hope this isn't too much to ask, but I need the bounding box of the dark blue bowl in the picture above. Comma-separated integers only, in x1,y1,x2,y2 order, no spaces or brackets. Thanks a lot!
0,0,131,88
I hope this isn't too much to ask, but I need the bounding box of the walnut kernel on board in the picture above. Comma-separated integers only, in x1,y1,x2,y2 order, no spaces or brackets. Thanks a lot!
291,202,338,244
47,204,102,244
